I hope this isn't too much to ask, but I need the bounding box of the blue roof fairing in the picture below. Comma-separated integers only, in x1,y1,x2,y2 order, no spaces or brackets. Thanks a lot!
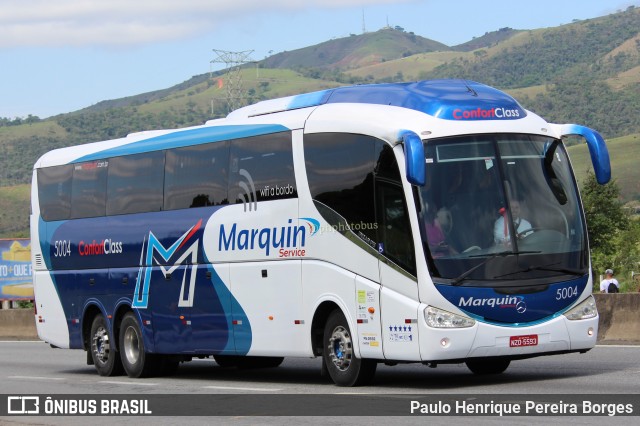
289,79,527,121
74,123,290,163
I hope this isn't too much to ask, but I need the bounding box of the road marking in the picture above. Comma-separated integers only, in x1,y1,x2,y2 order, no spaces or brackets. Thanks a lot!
99,380,158,386
596,344,640,348
334,392,375,395
202,385,282,392
8,376,64,380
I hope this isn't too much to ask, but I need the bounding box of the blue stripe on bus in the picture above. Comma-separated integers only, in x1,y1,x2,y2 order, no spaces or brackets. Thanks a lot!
435,275,588,327
73,124,290,163
42,206,252,354
247,80,526,120
286,89,333,110
323,80,527,121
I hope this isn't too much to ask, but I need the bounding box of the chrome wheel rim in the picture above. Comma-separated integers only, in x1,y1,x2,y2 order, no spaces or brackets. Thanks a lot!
328,325,352,371
92,326,110,365
123,326,140,365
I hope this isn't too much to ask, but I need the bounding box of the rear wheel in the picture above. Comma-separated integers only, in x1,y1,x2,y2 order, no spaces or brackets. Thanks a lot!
323,310,376,386
119,312,158,378
90,314,123,376
465,358,511,375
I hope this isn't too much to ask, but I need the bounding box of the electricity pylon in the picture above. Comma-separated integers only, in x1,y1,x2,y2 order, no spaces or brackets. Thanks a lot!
210,49,254,113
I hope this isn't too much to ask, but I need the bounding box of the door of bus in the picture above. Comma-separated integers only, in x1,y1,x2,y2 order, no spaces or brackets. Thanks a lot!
376,181,421,361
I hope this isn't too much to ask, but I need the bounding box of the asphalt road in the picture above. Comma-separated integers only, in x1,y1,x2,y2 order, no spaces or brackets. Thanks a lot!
1,341,638,425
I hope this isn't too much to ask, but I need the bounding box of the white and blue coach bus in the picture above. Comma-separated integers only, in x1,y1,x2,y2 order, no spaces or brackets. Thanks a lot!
31,80,610,386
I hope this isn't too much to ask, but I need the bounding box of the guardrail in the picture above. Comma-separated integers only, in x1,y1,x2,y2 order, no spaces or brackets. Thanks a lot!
593,293,640,344
1,294,638,343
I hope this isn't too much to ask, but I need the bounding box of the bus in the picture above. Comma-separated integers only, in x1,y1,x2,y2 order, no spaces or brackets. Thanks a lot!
31,79,610,386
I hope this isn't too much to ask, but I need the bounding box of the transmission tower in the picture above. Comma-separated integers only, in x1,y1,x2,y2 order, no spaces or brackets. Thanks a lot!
210,49,254,113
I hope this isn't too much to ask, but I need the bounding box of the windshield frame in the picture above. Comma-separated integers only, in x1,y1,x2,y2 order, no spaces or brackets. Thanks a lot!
417,133,589,286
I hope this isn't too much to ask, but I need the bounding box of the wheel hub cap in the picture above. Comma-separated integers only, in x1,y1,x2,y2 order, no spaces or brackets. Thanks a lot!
328,326,352,371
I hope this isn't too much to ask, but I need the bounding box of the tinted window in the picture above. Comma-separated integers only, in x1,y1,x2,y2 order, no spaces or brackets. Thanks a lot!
38,165,73,221
71,160,108,218
165,141,229,210
377,182,415,274
304,133,380,246
305,133,414,272
228,132,296,208
106,151,165,215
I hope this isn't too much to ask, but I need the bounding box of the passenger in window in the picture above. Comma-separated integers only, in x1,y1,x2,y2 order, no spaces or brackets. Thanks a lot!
494,199,533,246
425,206,456,258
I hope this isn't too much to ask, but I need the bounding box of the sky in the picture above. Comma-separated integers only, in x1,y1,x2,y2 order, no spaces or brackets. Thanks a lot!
1,0,637,119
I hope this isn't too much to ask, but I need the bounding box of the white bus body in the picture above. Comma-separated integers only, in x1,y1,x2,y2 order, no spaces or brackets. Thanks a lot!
31,80,610,385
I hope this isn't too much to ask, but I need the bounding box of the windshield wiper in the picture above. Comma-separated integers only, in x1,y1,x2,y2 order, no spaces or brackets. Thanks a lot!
450,250,541,286
492,262,585,279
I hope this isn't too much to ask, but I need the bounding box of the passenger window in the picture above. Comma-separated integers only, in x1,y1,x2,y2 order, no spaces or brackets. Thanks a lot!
228,132,297,207
106,151,165,215
304,133,377,244
305,133,415,272
165,141,229,210
71,160,108,218
38,165,73,221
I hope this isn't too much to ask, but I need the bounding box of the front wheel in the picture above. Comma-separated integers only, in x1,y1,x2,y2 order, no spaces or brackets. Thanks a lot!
323,310,376,386
90,314,123,376
465,358,511,375
119,312,157,378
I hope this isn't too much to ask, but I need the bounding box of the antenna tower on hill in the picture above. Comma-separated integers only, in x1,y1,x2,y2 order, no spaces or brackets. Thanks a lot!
362,9,366,34
210,49,255,114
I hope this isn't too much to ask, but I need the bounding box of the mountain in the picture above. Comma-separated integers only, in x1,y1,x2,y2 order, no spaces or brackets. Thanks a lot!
421,8,640,88
452,27,522,52
1,6,640,237
261,28,449,70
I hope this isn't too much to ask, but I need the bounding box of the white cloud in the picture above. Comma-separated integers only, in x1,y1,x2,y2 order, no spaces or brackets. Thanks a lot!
0,0,414,48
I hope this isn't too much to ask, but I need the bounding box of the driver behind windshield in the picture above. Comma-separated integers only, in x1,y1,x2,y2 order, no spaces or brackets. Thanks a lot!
494,199,532,246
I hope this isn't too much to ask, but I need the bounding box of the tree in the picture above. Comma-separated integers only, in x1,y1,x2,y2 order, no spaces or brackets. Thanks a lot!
581,170,628,252
581,170,630,281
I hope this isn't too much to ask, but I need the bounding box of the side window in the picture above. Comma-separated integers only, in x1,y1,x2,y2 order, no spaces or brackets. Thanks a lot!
377,182,416,274
106,151,165,215
38,165,73,221
305,133,415,273
228,132,297,206
304,133,378,246
165,141,229,210
71,160,108,218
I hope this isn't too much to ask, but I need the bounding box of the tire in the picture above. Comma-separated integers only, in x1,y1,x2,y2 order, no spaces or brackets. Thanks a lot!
119,312,157,378
465,358,511,375
214,355,240,368
89,314,123,376
323,310,376,386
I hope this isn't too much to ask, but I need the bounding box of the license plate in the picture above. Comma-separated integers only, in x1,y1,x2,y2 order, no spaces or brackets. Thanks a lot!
509,334,538,347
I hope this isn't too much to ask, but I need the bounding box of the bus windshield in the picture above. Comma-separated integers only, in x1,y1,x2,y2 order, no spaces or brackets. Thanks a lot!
418,134,588,285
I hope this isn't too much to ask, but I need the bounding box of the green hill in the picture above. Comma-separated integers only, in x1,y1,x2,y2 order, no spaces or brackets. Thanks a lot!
262,28,448,70
0,184,30,238
568,133,640,203
451,27,523,51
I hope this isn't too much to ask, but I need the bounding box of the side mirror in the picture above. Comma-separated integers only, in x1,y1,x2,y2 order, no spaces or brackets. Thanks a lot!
560,124,611,185
400,130,425,186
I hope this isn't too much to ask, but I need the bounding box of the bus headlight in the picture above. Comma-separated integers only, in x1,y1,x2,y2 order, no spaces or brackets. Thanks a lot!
563,295,598,321
425,306,475,328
